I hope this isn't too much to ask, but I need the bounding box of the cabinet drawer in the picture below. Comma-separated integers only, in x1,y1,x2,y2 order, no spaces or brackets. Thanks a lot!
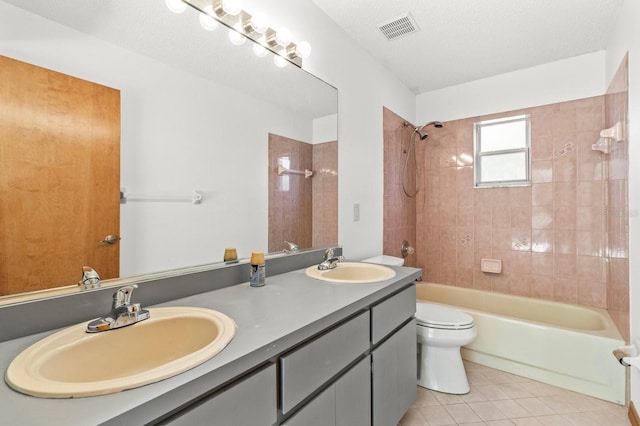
164,364,276,426
280,310,370,414
371,285,415,344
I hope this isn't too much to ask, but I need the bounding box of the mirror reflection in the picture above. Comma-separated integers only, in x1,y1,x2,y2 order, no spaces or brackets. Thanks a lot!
0,0,338,300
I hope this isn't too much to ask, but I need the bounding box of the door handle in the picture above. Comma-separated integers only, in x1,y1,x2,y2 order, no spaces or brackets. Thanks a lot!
101,235,120,245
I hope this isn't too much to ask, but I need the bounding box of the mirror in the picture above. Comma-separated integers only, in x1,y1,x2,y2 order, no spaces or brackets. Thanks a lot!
0,0,338,302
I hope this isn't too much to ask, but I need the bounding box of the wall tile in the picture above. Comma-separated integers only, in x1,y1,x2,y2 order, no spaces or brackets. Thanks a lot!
554,254,577,278
531,253,554,276
531,230,553,253
532,206,554,230
532,183,553,206
401,93,623,313
531,160,553,183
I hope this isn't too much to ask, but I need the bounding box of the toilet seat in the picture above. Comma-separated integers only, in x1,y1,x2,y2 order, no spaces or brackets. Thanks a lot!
416,302,474,330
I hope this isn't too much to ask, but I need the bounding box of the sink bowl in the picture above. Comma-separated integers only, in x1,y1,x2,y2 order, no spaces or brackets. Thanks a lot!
5,307,236,398
305,262,396,283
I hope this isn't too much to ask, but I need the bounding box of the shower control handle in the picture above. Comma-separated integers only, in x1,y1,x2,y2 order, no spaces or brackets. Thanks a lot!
401,240,415,258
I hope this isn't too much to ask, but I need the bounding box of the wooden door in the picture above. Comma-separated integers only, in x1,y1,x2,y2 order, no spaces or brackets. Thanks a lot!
0,55,120,296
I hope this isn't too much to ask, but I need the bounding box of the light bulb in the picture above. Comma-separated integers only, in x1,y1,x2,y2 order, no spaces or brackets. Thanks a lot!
274,54,288,68
228,29,246,46
222,0,242,16
253,43,269,58
295,41,311,59
199,8,218,31
275,28,292,47
250,13,268,34
165,0,187,14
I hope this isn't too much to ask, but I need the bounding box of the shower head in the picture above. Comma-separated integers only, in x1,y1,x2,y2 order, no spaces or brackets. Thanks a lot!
414,128,429,140
412,121,444,140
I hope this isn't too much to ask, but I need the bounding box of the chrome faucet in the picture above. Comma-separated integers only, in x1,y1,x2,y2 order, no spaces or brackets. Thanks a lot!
78,266,101,290
284,241,299,253
318,248,344,270
86,284,150,333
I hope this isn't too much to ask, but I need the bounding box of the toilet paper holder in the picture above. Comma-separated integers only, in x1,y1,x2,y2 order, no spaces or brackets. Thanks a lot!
613,344,640,369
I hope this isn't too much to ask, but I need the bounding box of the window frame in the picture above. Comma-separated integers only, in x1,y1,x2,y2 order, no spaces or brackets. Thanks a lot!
473,114,531,188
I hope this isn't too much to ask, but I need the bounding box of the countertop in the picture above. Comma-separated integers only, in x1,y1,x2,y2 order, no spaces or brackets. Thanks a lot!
0,265,421,426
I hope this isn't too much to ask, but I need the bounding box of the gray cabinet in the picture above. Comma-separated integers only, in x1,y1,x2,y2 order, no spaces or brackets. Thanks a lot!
163,364,276,426
280,311,370,414
371,285,416,344
160,283,416,426
283,356,371,426
372,319,417,426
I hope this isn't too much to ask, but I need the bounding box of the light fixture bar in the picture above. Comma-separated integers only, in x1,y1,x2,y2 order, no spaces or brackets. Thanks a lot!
182,0,304,67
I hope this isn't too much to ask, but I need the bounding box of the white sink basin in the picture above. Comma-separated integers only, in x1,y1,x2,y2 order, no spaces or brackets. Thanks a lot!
5,307,236,398
305,262,396,283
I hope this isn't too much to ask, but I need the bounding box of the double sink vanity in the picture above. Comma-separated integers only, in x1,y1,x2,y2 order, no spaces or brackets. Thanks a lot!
0,249,421,426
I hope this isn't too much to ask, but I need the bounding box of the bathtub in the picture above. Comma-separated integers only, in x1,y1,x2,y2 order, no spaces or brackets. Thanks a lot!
416,282,626,404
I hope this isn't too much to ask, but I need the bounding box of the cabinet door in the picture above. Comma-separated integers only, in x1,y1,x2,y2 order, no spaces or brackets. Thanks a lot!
283,356,371,426
335,356,371,426
372,319,417,426
164,364,276,426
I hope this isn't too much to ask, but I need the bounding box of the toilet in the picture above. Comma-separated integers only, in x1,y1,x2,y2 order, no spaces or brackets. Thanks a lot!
415,301,477,394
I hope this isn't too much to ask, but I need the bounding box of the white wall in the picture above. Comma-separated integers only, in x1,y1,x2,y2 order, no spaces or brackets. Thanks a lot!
606,0,640,409
313,114,338,143
0,2,312,276
416,51,607,123
243,0,416,260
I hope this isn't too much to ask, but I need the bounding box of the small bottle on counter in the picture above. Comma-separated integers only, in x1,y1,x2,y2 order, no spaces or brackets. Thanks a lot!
250,251,266,287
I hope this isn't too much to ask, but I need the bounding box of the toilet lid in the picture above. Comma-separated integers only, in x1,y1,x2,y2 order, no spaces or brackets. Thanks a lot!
416,302,474,329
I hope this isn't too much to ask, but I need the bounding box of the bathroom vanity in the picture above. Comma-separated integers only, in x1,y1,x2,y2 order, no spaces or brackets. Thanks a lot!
0,257,420,426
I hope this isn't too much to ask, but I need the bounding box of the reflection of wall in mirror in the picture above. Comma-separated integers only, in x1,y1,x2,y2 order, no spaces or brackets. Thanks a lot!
0,2,337,296
268,134,337,253
0,55,120,296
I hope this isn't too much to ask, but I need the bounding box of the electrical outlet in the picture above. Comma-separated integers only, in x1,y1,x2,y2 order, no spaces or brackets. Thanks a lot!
354,203,360,221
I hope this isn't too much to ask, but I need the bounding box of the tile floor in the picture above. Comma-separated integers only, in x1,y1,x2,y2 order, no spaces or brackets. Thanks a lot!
399,361,629,426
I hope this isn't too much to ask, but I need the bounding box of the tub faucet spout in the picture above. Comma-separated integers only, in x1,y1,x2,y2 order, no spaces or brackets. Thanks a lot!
284,241,299,253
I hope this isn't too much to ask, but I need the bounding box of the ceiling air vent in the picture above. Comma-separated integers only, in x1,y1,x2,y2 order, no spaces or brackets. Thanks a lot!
377,13,420,41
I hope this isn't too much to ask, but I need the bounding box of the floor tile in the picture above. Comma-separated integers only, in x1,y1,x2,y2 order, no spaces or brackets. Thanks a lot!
468,401,508,421
443,403,483,423
417,405,456,425
513,398,555,416
400,362,629,426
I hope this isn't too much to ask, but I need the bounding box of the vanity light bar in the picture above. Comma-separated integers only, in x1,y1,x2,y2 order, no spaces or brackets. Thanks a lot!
169,0,310,68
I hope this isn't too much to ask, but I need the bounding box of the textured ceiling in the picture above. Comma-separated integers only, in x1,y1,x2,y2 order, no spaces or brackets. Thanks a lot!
312,0,623,93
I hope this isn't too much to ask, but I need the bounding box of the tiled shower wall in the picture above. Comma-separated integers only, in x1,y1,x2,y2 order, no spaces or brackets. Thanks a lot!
269,133,313,253
268,134,338,253
383,107,417,267
414,96,610,308
383,60,629,340
605,54,629,340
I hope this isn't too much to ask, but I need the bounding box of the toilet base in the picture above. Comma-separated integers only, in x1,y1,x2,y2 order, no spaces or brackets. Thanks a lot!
418,343,470,394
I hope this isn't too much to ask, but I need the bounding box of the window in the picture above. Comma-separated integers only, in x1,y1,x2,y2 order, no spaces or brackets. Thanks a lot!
474,114,531,187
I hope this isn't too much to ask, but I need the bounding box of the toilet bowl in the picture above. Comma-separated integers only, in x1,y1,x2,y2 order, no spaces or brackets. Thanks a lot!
416,301,477,394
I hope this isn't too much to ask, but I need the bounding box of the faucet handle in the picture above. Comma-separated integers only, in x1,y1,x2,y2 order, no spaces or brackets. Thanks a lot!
324,248,334,260
113,284,138,308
